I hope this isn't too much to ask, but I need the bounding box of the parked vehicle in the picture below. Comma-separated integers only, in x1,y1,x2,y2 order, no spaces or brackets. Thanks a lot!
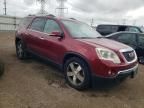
106,32,144,64
15,15,138,90
96,24,143,36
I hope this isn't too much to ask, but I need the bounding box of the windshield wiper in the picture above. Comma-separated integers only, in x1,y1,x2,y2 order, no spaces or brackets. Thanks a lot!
76,36,104,39
79,37,91,39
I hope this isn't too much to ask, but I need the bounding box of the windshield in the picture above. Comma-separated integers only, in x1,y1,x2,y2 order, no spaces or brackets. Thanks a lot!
62,20,101,38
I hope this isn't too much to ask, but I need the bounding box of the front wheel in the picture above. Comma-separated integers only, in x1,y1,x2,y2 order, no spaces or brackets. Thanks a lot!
64,57,91,90
138,57,144,64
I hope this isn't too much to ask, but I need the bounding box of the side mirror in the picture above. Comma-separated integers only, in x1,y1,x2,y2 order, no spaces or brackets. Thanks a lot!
49,31,64,38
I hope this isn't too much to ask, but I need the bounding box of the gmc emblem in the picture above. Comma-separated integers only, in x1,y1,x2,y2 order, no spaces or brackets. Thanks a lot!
129,52,135,58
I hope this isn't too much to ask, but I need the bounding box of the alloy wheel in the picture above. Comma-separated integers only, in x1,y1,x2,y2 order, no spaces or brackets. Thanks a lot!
17,42,23,58
66,62,85,86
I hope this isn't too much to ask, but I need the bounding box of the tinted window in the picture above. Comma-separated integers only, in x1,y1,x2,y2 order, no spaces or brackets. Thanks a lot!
126,27,141,33
117,33,137,48
30,18,46,32
117,26,127,31
44,20,61,33
138,34,144,47
96,25,118,35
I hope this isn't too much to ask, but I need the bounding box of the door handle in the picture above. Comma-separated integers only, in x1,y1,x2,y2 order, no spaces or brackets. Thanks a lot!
40,37,44,40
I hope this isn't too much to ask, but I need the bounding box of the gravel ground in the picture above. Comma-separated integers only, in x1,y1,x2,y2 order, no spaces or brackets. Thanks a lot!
0,32,144,108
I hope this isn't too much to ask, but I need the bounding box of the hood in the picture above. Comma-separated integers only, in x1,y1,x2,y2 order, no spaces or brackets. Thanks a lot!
77,38,130,51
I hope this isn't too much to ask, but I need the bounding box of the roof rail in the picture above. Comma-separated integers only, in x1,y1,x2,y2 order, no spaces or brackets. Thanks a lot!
28,14,35,16
28,14,55,17
69,18,77,20
47,14,55,17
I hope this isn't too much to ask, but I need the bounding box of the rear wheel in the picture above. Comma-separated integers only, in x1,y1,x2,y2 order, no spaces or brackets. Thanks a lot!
16,41,28,59
64,57,91,90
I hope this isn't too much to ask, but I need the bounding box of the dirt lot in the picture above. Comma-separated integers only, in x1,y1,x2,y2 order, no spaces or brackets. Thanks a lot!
0,32,144,108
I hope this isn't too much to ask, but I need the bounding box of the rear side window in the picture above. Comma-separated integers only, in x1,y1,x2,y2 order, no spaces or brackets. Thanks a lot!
29,18,46,32
96,25,118,35
44,20,61,33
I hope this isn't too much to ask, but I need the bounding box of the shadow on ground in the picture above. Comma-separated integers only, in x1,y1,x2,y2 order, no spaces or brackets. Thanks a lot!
21,55,125,91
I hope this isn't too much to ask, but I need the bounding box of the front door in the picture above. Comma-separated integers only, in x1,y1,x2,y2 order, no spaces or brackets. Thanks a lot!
39,19,66,63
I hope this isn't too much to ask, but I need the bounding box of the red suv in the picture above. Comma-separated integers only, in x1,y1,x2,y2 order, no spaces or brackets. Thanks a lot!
15,15,138,90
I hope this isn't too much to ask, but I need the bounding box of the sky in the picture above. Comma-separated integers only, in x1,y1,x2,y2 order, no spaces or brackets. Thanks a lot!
0,0,144,26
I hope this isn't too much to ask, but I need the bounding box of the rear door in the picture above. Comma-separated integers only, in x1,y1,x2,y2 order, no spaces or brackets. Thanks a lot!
26,17,46,54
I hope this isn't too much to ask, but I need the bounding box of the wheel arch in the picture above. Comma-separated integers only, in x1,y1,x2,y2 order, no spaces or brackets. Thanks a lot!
15,37,21,44
63,52,91,72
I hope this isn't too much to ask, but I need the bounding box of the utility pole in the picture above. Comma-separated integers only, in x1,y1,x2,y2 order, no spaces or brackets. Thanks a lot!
37,0,46,14
122,18,126,25
56,0,68,17
41,0,45,14
133,20,136,26
91,18,94,27
4,0,7,15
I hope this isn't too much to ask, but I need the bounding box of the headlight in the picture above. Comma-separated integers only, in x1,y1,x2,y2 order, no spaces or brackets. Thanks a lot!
96,48,121,64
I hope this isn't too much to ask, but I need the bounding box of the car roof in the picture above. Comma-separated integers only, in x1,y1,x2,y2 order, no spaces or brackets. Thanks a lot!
106,31,144,37
97,24,139,28
25,14,78,22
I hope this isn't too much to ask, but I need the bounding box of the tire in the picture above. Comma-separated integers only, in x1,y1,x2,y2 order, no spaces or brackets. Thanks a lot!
64,57,91,90
138,57,144,64
0,60,4,77
16,40,28,59
117,76,127,82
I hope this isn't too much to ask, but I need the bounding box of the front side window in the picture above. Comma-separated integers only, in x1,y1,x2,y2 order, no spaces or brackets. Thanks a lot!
30,18,46,32
44,20,62,33
62,20,101,38
117,33,137,47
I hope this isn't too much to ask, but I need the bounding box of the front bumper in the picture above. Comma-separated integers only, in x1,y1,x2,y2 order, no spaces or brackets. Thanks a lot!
114,63,138,78
91,56,138,79
92,63,138,79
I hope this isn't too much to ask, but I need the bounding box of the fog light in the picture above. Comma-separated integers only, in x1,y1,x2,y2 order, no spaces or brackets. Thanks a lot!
108,71,111,75
112,73,115,76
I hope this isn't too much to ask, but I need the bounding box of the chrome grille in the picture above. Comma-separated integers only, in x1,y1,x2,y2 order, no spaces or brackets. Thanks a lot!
120,48,137,63
122,50,135,62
